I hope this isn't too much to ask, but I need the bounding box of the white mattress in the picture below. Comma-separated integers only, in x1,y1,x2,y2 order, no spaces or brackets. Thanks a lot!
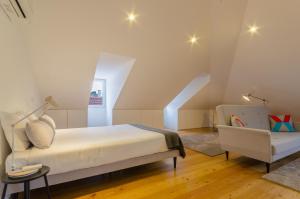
6,124,168,175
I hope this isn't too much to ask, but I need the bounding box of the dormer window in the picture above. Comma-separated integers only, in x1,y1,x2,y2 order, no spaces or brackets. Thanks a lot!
89,79,106,108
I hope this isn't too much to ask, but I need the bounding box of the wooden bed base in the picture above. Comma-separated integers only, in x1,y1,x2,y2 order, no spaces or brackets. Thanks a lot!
4,150,179,197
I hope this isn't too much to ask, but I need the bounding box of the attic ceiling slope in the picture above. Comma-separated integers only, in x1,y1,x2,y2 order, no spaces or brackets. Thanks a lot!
21,0,211,110
114,0,211,110
22,0,250,111
224,0,300,120
182,0,248,109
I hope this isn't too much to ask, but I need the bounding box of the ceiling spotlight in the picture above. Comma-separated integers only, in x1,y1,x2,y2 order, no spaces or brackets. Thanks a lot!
248,24,259,35
126,11,138,24
188,35,199,46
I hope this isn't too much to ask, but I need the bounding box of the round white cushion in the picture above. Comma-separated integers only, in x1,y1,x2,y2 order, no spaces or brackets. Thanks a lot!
26,120,55,149
39,114,56,129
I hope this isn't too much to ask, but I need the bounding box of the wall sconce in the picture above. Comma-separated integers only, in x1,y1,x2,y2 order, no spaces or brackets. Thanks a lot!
242,93,268,104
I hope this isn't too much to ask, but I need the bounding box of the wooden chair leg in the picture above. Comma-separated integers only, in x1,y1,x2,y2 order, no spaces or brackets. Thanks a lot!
266,163,271,173
225,151,229,160
173,157,177,169
1,184,7,199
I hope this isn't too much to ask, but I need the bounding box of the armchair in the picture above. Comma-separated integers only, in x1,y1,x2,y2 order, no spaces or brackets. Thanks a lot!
216,105,300,173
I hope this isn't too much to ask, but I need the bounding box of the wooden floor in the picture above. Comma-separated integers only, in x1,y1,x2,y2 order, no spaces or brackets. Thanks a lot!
29,128,300,199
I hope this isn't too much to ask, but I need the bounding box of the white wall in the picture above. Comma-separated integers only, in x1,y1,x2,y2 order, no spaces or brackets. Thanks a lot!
106,60,134,124
163,108,178,131
113,109,213,130
88,108,107,127
178,110,211,130
224,0,300,121
48,108,213,130
0,13,41,192
113,110,164,129
46,109,87,129
0,23,41,113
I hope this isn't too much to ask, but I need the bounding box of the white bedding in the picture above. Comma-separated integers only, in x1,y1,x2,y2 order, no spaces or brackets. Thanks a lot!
6,124,168,175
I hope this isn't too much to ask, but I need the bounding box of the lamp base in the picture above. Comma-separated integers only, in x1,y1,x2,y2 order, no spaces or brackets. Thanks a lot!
7,168,40,178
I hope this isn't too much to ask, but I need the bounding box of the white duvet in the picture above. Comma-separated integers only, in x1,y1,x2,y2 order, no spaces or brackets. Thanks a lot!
6,124,168,175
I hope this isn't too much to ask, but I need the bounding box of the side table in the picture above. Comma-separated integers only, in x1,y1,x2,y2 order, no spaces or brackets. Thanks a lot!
1,166,51,199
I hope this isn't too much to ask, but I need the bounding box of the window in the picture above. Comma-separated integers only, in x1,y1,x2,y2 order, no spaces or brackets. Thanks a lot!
89,79,106,107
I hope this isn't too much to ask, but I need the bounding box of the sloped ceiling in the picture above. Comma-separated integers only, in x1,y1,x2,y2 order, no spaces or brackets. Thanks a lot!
19,0,300,119
23,0,212,110
182,0,248,109
224,0,300,120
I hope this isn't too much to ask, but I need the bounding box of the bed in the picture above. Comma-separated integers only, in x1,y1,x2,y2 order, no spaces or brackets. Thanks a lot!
1,124,185,196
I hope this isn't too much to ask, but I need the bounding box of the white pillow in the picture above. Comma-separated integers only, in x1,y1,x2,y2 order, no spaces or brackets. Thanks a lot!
26,120,55,149
39,114,56,129
0,112,31,151
28,114,38,121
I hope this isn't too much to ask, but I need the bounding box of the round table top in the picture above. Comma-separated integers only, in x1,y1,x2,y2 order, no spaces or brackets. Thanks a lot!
2,166,50,184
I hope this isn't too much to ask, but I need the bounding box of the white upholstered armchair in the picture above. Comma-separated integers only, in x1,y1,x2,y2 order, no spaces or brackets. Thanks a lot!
216,105,300,173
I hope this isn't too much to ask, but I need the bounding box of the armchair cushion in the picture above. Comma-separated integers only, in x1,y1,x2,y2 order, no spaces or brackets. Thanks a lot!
271,132,300,154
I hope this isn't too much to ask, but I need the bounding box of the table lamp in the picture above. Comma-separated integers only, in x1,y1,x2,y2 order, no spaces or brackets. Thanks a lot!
8,96,58,178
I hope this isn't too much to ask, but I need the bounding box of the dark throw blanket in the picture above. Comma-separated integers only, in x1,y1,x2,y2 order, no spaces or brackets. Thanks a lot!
131,124,186,158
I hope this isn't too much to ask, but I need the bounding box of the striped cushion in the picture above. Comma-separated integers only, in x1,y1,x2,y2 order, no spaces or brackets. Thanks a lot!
269,115,296,132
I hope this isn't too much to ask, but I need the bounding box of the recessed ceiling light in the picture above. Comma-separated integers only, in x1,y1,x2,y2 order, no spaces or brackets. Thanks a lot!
188,35,199,46
248,24,259,35
126,11,138,24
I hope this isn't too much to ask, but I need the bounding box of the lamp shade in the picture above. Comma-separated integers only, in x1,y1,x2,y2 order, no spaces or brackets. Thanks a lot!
45,96,58,108
242,94,251,102
242,93,268,104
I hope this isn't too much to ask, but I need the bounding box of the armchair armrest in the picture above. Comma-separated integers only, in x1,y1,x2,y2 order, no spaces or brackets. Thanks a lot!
217,125,271,135
217,125,273,163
